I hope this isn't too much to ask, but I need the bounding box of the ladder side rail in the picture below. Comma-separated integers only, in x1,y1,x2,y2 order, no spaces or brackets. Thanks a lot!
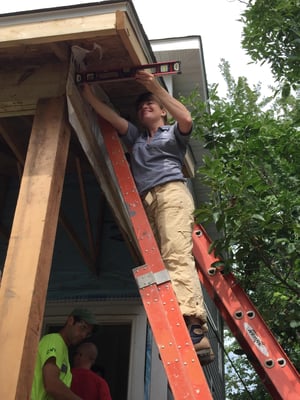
192,224,300,400
223,271,299,367
98,117,213,400
195,257,296,400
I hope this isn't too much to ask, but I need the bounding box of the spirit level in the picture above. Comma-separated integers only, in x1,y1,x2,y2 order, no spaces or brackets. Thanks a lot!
75,60,181,84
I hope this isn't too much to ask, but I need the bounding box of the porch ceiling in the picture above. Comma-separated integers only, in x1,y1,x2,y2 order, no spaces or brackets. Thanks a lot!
0,1,155,260
0,2,208,274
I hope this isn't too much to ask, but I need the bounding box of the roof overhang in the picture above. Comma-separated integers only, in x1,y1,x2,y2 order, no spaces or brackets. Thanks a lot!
0,1,155,118
0,2,209,261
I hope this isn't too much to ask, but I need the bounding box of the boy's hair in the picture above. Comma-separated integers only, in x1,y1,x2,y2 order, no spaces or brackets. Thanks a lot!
135,92,168,124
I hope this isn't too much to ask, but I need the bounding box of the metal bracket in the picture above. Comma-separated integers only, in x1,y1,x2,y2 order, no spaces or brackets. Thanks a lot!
133,265,171,289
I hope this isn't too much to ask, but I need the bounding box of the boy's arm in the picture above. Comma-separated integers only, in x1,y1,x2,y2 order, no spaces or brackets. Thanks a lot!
135,70,192,134
42,358,82,400
81,84,129,135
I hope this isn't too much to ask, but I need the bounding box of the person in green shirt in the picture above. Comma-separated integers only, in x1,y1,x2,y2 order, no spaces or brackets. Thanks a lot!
31,309,97,400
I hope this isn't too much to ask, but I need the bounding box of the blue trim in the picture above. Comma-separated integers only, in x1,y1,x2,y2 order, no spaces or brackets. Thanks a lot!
144,322,153,400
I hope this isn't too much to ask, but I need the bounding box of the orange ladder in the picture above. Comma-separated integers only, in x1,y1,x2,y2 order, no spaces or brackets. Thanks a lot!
99,117,300,399
193,224,300,399
99,117,213,399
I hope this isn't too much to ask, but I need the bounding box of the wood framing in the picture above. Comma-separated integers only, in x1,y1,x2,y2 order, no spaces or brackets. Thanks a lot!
0,63,69,117
66,71,142,261
0,96,70,399
0,13,117,47
116,10,148,66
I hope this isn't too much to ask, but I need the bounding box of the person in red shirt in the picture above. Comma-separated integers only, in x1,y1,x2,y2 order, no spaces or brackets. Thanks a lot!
71,342,112,400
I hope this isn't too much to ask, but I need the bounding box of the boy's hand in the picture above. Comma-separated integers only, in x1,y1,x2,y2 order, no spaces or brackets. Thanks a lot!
81,83,94,102
135,70,159,91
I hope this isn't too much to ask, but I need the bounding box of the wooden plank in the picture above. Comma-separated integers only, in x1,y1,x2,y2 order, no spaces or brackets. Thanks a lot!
0,122,25,165
58,212,95,271
116,10,148,66
0,13,117,48
66,61,141,259
75,157,97,262
49,42,70,62
0,96,70,399
0,177,9,241
0,63,68,117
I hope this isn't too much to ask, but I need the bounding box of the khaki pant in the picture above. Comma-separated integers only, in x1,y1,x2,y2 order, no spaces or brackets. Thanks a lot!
142,181,207,325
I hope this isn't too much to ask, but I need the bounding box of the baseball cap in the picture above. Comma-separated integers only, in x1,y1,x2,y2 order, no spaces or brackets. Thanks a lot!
70,308,98,326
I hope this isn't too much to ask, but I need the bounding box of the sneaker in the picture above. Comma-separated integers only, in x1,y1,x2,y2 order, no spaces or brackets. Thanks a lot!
185,319,215,366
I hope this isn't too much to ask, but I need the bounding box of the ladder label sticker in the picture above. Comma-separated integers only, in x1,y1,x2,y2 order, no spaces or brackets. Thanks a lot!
244,322,269,356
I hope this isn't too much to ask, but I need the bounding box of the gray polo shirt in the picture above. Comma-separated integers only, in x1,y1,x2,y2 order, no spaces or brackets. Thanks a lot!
121,121,191,195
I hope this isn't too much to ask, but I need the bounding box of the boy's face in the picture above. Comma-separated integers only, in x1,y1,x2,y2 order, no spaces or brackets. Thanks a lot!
65,317,94,346
137,98,166,125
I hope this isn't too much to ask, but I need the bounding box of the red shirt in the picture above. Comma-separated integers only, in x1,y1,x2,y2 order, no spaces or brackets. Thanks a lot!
71,368,112,400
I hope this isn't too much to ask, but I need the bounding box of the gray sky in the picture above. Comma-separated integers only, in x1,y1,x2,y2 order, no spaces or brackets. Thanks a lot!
133,0,274,94
0,0,274,95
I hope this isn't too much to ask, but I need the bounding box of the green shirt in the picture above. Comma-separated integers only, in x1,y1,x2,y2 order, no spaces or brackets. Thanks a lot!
31,333,72,400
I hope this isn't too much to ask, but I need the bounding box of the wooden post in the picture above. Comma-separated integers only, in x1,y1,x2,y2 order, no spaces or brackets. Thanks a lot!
0,96,70,399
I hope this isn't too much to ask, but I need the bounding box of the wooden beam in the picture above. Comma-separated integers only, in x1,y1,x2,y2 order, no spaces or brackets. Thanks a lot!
0,13,117,48
0,176,10,242
58,211,95,271
94,191,106,275
0,63,68,117
0,122,26,166
75,156,97,262
116,10,148,66
0,96,70,399
49,42,70,63
66,64,140,249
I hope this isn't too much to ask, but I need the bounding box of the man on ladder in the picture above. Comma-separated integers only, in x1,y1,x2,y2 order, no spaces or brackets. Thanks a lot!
82,69,214,366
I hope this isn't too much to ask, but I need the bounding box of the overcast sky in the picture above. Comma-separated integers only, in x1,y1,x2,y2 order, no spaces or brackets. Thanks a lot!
0,0,274,95
133,0,274,94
